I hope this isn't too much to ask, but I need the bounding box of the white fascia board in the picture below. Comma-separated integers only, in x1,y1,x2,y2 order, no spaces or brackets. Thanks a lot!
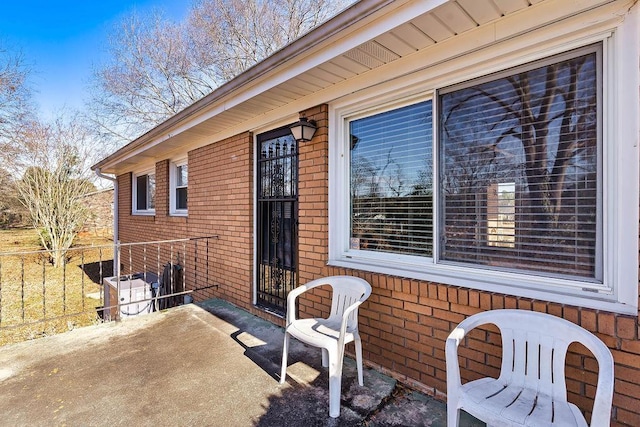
95,0,620,173
190,0,451,116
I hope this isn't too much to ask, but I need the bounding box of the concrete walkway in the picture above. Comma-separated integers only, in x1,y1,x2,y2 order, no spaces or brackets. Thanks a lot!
0,299,484,426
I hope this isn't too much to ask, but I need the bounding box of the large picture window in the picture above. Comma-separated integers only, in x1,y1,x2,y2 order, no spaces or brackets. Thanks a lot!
344,45,602,282
439,45,601,281
329,38,640,313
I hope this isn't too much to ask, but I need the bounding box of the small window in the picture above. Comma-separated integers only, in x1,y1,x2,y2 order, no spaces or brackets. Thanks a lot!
170,161,188,215
133,172,156,214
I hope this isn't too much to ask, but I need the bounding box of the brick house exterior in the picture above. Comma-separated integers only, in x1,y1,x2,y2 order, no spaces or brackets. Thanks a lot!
96,1,640,425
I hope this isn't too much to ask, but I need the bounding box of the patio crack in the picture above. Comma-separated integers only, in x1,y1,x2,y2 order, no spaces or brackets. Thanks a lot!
358,382,409,426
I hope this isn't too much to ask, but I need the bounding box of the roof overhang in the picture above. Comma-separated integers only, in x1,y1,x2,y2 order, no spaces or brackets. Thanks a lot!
93,0,621,175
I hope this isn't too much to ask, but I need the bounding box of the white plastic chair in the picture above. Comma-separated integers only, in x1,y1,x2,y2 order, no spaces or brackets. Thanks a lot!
280,276,372,418
446,309,614,427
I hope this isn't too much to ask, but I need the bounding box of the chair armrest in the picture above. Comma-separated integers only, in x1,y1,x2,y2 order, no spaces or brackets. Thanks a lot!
445,312,492,392
285,279,328,325
575,328,615,426
446,326,466,391
285,285,307,325
591,347,614,426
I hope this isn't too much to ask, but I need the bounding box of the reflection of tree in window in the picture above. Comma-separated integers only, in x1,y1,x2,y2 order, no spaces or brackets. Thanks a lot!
440,45,600,279
350,101,433,256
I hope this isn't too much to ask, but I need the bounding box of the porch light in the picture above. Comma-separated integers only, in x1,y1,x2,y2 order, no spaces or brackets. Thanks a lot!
289,117,317,142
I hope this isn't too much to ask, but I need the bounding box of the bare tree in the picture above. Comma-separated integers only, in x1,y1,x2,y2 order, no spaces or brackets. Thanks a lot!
87,12,209,149
0,42,34,156
13,115,97,266
0,43,36,228
0,167,27,228
188,0,348,82
87,0,352,148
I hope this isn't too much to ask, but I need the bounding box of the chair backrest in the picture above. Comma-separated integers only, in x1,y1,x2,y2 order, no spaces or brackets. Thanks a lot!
308,276,371,328
468,310,614,423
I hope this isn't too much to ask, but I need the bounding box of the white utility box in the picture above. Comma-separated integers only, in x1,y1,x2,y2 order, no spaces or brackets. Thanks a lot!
103,273,158,320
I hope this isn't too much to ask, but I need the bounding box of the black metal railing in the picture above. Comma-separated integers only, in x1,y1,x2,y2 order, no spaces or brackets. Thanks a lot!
0,236,217,345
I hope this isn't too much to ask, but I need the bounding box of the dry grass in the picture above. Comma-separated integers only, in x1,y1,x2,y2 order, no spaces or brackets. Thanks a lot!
0,228,42,251
0,228,114,346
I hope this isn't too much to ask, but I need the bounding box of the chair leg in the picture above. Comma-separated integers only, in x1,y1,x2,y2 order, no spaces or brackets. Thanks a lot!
328,347,343,418
321,348,329,367
355,335,364,386
447,403,460,427
280,333,289,384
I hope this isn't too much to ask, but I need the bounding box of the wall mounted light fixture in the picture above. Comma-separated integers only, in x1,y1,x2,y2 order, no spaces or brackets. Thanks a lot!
289,117,317,142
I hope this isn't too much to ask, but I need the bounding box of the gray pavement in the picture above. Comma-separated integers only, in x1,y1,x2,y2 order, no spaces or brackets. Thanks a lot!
0,299,484,426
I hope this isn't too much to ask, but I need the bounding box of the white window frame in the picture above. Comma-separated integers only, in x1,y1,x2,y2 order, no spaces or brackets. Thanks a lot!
329,23,639,314
132,169,156,215
169,159,188,216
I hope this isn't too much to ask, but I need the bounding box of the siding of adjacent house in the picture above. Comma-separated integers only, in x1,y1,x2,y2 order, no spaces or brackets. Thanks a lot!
117,101,640,426
80,188,114,238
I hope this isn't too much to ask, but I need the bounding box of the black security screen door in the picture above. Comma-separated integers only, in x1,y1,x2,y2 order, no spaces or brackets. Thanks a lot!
256,126,298,315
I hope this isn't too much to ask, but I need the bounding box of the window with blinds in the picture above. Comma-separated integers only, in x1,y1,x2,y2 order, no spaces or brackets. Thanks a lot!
439,44,601,280
349,100,433,256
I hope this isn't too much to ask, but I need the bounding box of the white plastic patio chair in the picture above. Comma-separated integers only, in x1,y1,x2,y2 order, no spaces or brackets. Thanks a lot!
280,275,372,418
446,309,614,427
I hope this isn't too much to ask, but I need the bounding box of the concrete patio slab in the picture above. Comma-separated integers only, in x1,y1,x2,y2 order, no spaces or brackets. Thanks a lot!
0,299,483,426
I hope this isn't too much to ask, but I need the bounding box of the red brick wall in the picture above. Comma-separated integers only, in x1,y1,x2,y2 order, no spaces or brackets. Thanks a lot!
117,107,640,426
187,132,254,307
117,132,263,317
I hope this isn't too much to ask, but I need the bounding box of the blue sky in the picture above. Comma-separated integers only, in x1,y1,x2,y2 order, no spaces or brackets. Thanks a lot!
0,0,190,118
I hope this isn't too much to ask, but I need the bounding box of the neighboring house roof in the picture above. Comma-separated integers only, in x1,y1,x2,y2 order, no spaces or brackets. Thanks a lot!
92,0,612,174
